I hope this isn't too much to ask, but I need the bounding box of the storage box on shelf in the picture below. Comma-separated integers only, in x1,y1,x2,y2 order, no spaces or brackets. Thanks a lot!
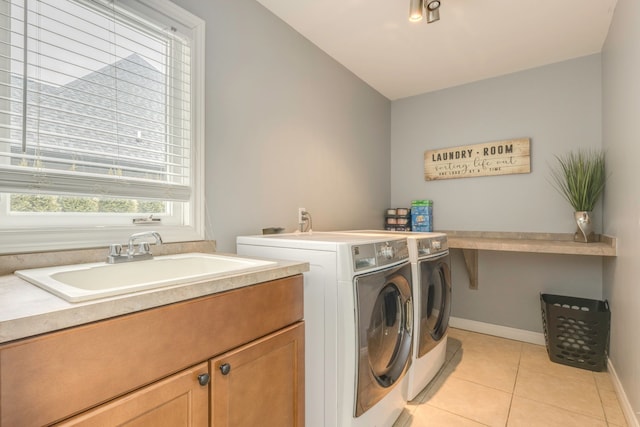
411,200,433,232
385,208,411,232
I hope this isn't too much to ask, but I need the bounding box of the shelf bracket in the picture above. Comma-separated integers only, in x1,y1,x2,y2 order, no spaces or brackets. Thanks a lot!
461,249,478,290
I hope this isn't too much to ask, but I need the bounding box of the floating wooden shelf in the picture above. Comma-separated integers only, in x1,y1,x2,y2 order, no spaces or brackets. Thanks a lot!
440,231,617,289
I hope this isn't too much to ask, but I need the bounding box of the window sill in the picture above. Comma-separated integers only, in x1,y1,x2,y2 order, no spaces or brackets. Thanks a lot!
0,225,205,257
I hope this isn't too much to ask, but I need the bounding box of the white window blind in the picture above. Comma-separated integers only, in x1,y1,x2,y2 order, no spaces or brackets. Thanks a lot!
0,0,193,201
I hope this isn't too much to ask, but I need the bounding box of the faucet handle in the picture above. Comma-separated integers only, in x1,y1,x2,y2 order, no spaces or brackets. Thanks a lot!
138,242,151,255
109,244,122,257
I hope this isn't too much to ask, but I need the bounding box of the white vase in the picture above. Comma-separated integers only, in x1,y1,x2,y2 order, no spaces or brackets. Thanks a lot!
574,211,595,243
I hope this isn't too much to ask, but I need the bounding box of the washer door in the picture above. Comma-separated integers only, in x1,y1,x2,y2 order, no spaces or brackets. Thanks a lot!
355,263,412,417
418,254,452,357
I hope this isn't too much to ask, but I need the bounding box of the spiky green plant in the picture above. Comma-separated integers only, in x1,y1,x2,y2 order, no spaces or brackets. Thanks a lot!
550,150,606,212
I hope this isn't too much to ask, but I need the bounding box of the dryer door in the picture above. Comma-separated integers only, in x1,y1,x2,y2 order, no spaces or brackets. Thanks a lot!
418,253,452,357
355,263,412,417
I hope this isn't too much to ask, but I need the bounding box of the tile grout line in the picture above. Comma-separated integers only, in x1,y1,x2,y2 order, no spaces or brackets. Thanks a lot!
594,371,608,424
411,330,624,427
513,395,612,425
593,369,626,427
516,372,608,421
418,340,498,427
441,334,518,426
512,343,611,425
422,402,493,427
462,331,611,426
503,341,525,426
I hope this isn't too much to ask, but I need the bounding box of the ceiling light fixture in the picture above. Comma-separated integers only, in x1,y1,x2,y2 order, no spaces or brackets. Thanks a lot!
408,0,441,23
426,0,441,23
409,0,423,22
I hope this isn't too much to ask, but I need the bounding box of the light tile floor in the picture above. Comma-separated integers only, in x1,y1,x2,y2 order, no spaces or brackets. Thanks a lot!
393,328,628,427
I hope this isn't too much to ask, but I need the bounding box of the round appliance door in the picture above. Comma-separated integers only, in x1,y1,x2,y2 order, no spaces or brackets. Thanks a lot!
418,253,452,357
355,263,412,417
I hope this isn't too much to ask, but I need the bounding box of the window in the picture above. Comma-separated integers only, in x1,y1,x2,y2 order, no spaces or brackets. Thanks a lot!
0,0,205,254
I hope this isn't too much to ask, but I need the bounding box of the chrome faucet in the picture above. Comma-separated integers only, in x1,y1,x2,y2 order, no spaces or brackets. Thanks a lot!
107,231,163,264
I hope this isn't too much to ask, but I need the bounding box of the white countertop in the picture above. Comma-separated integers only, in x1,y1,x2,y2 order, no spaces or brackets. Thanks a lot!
0,255,308,344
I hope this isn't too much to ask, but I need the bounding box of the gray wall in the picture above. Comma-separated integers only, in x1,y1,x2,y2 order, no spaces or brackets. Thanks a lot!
391,55,604,332
602,0,640,417
161,0,638,412
173,0,391,252
138,0,639,416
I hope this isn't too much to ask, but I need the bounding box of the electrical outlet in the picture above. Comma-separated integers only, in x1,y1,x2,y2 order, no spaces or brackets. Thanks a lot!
298,207,306,224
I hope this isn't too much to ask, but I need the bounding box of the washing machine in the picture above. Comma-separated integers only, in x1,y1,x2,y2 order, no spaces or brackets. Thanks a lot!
236,232,413,427
342,230,452,400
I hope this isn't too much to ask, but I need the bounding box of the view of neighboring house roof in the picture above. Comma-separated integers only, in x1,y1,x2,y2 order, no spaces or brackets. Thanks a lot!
11,53,175,178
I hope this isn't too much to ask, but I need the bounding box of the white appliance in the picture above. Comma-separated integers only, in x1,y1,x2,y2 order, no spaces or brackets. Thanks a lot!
237,232,413,427
342,231,452,400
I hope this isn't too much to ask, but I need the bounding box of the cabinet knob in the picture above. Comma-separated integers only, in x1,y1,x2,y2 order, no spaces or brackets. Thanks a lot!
197,373,210,386
219,363,231,375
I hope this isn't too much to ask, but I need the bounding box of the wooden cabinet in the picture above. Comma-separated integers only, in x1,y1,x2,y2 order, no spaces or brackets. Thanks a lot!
57,363,210,427
56,323,305,427
0,275,304,426
211,323,304,427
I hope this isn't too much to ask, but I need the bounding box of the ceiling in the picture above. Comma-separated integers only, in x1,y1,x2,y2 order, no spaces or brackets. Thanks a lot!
255,0,618,100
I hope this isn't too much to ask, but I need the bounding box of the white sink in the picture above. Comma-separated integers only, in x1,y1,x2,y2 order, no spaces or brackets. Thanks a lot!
15,253,277,303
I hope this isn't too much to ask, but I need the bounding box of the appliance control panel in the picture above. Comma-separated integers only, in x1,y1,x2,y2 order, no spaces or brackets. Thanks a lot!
352,239,408,271
415,235,449,257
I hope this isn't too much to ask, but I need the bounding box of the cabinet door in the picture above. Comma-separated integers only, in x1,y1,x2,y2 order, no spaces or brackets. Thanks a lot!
56,363,209,427
211,322,305,427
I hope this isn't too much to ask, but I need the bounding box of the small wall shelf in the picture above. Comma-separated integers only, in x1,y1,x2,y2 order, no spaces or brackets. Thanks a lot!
441,231,617,289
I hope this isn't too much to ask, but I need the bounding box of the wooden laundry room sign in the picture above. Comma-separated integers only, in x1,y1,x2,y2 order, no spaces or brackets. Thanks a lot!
424,138,531,181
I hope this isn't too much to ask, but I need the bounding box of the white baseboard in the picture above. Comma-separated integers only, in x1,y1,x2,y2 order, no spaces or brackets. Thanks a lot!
449,317,546,346
449,317,639,427
607,359,640,427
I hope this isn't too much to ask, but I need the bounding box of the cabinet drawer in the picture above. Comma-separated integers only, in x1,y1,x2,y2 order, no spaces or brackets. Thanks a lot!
0,275,303,426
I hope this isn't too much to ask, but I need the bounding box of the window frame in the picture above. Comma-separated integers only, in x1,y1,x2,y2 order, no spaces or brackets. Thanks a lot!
0,0,205,255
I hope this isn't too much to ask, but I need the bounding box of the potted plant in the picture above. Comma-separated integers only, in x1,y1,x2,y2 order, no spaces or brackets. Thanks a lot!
550,149,606,243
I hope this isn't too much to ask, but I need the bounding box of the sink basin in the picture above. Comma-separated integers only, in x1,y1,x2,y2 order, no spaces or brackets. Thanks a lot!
15,253,277,302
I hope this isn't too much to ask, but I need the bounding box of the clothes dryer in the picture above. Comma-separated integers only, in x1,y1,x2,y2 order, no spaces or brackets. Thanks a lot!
406,233,451,400
342,230,452,400
237,232,413,427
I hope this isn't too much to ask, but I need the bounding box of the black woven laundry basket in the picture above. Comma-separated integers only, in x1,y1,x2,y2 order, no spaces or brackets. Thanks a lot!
540,293,610,372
